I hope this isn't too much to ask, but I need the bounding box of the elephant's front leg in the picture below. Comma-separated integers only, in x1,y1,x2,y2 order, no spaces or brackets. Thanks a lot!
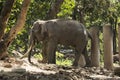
47,39,57,64
41,41,48,63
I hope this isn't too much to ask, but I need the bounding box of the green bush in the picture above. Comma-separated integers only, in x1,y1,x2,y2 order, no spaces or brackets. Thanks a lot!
34,52,73,66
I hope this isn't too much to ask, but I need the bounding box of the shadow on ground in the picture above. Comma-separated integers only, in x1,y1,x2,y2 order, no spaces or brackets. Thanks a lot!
0,57,120,80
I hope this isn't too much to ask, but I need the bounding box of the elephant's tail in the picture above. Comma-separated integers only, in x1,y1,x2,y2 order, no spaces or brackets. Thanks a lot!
87,30,92,40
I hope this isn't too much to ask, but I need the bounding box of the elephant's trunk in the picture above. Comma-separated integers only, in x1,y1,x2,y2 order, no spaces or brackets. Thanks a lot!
20,42,34,59
28,44,33,64
28,32,35,64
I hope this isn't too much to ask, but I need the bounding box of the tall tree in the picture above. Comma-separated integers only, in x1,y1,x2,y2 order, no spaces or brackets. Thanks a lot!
0,0,31,59
46,0,64,19
0,0,15,41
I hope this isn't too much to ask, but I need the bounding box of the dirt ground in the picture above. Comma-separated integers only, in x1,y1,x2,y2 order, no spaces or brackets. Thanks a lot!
0,57,120,80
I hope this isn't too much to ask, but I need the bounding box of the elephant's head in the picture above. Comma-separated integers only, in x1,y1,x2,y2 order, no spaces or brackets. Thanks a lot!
22,20,48,64
32,20,47,41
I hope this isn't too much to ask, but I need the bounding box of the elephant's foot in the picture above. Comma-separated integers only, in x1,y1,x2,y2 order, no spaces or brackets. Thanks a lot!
85,61,92,67
78,54,86,67
72,62,78,67
73,60,79,67
38,59,47,63
73,54,86,67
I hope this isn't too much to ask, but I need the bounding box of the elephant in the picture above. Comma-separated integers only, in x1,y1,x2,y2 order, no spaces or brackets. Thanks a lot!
26,19,91,67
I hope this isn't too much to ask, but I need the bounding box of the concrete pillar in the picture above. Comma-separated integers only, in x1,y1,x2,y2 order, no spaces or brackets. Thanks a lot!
103,23,113,70
118,23,120,64
90,27,100,67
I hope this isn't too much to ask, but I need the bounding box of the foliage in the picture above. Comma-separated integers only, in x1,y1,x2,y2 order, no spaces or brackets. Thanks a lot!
34,52,73,66
73,0,120,27
57,0,75,18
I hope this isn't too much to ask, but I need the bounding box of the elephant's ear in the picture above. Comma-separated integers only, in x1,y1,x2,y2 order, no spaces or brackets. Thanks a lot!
33,21,41,33
41,23,47,36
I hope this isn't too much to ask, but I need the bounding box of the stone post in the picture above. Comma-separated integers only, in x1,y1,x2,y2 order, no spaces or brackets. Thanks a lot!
103,24,113,70
89,27,100,67
118,23,120,64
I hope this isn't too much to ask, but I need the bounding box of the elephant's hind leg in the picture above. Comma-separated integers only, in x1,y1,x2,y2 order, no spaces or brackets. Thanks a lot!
82,47,91,67
73,46,86,67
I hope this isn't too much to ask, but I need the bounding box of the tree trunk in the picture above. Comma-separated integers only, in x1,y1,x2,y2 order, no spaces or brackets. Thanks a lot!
0,0,31,59
90,27,100,67
0,0,15,40
72,5,77,20
46,0,64,19
113,28,117,53
118,23,120,64
72,3,85,24
103,24,113,70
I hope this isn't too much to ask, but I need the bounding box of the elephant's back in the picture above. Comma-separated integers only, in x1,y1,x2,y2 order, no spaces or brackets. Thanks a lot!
56,19,86,36
47,19,87,46
51,19,85,31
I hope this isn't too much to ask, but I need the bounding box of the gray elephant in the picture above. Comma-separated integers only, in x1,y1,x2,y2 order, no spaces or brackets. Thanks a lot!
25,19,90,67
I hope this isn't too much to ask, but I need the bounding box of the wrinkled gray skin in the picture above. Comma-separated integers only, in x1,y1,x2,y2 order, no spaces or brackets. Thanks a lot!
27,19,90,67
